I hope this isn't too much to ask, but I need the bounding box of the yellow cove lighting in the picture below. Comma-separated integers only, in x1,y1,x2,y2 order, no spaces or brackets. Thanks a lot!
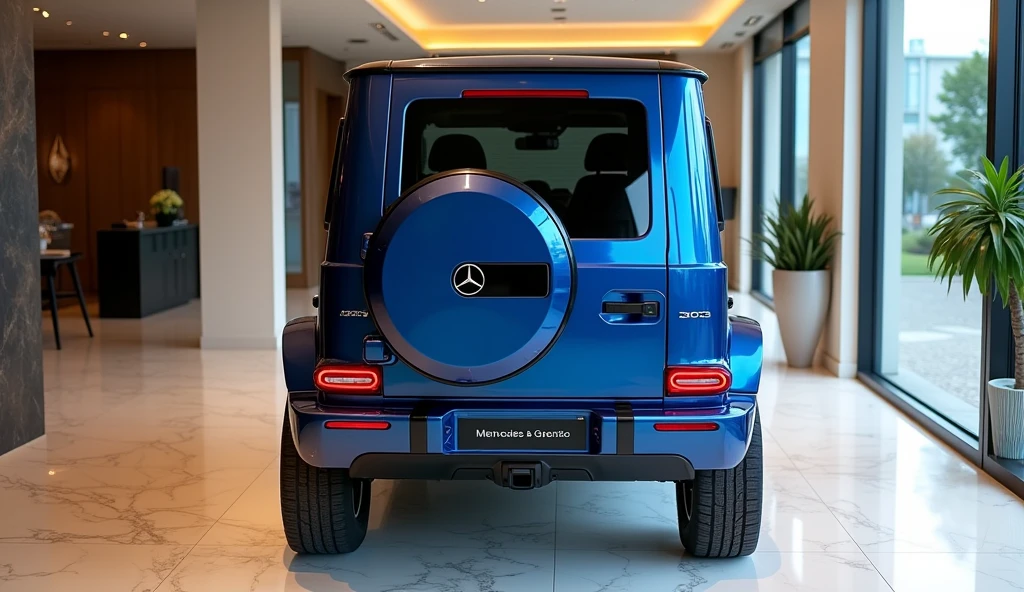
364,0,746,51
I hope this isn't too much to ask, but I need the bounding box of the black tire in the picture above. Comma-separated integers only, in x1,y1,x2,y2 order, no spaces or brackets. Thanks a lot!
280,414,370,554
677,411,763,558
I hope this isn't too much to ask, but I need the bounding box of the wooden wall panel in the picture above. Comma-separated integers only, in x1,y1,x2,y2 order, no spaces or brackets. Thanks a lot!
34,50,199,292
85,89,124,293
156,89,200,224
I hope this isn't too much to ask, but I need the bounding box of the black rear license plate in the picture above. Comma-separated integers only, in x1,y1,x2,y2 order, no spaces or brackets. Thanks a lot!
457,417,588,452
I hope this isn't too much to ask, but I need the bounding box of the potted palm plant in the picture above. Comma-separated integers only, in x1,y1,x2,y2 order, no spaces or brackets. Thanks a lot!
930,156,1024,459
753,196,840,368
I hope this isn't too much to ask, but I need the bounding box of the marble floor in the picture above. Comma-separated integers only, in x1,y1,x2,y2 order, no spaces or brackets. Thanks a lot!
2,292,1024,591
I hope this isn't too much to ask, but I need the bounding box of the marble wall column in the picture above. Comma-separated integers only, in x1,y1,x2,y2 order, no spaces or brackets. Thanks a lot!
0,0,45,454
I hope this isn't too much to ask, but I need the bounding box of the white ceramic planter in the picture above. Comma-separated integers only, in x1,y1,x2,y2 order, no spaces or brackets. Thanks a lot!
989,378,1024,460
772,269,831,368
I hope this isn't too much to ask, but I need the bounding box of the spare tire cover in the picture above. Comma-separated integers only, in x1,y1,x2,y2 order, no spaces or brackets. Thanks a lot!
364,171,574,385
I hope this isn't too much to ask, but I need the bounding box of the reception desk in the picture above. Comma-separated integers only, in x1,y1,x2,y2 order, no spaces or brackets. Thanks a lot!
97,224,199,318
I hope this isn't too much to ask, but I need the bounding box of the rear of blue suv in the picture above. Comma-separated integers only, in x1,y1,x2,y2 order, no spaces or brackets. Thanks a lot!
280,55,764,558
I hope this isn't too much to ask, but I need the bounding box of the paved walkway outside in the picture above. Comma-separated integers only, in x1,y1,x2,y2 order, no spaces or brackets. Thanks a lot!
896,276,983,419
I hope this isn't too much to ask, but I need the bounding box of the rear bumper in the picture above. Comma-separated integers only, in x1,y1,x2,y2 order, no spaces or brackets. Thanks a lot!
287,396,757,477
349,453,694,485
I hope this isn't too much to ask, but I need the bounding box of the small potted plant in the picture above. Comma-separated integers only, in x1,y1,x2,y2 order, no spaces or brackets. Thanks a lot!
150,189,184,227
753,196,840,368
930,156,1024,459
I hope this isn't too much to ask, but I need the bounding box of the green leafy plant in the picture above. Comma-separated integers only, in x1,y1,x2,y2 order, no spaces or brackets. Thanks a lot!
929,156,1024,388
150,189,183,216
752,196,840,271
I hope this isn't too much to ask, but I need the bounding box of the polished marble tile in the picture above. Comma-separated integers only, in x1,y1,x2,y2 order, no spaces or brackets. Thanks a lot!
0,422,279,473
553,549,892,591
200,464,557,550
0,543,189,592
865,552,1024,592
0,291,1019,590
554,458,860,554
0,463,261,545
155,546,554,592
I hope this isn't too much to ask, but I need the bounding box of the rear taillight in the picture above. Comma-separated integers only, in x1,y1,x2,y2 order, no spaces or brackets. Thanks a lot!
325,420,391,430
314,365,382,394
665,366,731,395
653,422,720,432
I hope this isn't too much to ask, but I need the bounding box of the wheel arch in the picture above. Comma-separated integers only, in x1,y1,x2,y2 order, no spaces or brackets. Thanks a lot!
729,315,763,394
282,315,317,393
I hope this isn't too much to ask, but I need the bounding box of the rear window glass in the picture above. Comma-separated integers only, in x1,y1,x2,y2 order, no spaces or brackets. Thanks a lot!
402,98,650,239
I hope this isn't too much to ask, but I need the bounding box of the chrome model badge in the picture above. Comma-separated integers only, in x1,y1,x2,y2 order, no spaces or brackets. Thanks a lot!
452,263,485,296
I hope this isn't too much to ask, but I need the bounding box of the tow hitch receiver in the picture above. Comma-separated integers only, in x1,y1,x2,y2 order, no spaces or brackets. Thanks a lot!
494,461,548,490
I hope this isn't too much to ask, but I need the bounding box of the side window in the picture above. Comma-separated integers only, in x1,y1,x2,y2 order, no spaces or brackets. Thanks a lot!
402,99,650,239
705,117,725,232
324,116,346,230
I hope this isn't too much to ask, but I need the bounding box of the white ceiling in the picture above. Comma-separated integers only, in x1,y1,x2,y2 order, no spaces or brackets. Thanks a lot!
31,0,789,65
30,0,424,65
415,0,715,26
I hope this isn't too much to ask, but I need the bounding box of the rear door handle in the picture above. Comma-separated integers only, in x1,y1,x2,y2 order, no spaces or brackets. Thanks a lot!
602,301,660,318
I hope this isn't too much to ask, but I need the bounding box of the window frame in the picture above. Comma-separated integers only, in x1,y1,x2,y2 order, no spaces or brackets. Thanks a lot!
751,0,811,303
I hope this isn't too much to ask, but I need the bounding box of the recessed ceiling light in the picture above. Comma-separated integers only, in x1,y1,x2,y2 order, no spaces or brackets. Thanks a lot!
369,22,399,41
743,16,762,27
734,31,745,37
478,0,485,3
348,38,368,44
102,31,109,36
554,15,566,20
41,10,49,18
65,20,71,26
551,7,566,12
721,42,735,49
33,7,40,11
139,41,147,48
119,32,128,39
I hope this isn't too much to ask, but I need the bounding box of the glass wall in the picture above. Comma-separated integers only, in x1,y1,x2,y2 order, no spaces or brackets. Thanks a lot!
794,36,811,202
861,0,1024,496
757,53,783,298
868,0,989,435
751,0,810,301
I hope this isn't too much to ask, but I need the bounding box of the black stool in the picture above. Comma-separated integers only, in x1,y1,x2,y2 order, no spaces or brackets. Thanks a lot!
40,252,93,349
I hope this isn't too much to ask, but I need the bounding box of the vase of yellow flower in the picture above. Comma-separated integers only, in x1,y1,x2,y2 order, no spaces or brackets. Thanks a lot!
150,189,184,227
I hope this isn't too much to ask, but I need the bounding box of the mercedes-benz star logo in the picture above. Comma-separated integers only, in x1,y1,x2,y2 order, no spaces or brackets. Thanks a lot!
452,263,485,296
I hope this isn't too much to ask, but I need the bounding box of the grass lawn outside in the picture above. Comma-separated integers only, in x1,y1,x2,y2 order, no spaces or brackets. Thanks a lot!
902,251,934,276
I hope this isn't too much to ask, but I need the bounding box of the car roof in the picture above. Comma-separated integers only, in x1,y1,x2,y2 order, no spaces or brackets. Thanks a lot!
345,55,708,83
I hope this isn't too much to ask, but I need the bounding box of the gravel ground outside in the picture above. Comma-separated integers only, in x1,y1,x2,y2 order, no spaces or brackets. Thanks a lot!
895,276,983,412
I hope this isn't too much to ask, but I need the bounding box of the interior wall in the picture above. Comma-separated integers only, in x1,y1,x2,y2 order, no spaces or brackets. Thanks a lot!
0,0,45,455
284,47,347,287
808,0,862,377
34,50,199,292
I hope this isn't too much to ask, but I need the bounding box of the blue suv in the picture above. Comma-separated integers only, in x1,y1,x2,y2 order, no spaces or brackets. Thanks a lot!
280,55,764,558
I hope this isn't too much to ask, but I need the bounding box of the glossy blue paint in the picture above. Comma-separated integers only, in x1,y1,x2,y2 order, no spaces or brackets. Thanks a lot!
363,173,573,384
728,316,764,394
283,58,763,478
374,72,668,399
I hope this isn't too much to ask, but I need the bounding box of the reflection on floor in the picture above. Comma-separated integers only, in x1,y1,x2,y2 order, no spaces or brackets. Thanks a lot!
1,292,1022,591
